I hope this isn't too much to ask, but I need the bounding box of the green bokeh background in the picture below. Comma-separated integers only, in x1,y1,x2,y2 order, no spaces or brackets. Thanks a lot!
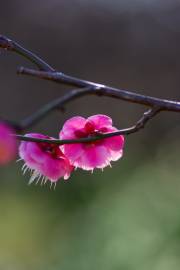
1,134,180,270
1,0,180,269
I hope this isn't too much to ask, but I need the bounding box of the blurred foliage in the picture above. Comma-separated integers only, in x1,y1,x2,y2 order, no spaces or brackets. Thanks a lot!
0,136,180,270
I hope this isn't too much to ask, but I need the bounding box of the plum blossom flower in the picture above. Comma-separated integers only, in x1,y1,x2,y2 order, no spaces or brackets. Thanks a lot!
0,122,17,165
19,133,74,187
60,114,124,171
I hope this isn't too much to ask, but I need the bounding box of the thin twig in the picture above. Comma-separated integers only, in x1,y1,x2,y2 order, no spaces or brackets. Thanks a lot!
19,87,93,129
15,107,160,145
0,35,54,71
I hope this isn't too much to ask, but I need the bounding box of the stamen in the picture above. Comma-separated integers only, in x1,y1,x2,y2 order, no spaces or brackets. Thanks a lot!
22,163,27,171
16,158,22,163
36,174,42,185
41,176,45,186
44,177,48,184
29,170,39,185
50,182,53,190
54,182,56,190
23,166,29,175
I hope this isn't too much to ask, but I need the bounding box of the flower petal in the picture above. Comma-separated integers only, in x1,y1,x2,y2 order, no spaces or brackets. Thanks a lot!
60,116,86,139
62,143,84,162
104,135,124,151
72,145,110,170
87,115,112,129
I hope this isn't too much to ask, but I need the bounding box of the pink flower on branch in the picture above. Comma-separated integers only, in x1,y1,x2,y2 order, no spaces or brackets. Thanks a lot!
0,123,17,165
60,114,124,171
19,133,74,187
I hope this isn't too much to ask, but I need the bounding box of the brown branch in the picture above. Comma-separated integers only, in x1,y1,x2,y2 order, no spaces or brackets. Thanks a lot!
0,35,178,145
1,35,179,112
17,67,180,112
19,85,161,131
15,107,160,144
19,87,93,129
0,35,54,71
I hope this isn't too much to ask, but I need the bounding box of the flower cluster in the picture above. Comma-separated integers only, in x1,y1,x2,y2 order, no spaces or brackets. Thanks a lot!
18,115,124,187
0,115,124,187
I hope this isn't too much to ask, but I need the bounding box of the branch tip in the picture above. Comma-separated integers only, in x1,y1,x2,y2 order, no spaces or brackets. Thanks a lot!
0,35,14,50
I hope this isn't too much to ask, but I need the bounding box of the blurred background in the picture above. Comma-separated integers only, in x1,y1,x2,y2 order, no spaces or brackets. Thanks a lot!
1,0,180,269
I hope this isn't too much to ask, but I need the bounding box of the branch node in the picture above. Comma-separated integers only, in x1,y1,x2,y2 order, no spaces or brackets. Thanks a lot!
0,35,14,50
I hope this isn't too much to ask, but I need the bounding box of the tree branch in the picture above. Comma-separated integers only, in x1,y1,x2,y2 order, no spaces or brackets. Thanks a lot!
0,35,54,71
19,87,93,129
15,107,160,144
17,67,180,112
0,36,178,145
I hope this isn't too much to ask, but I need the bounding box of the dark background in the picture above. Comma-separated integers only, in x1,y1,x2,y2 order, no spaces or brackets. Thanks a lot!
1,1,180,269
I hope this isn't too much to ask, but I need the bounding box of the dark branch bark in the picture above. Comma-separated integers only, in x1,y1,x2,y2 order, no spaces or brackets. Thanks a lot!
15,107,160,144
17,67,180,112
19,87,93,129
0,35,54,71
0,35,178,145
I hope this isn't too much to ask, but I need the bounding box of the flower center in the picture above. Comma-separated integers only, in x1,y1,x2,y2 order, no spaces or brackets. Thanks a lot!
73,121,108,146
39,142,63,159
74,121,95,138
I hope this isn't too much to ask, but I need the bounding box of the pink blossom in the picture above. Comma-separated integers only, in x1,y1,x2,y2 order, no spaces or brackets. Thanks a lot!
60,114,124,171
0,122,17,165
19,133,74,186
